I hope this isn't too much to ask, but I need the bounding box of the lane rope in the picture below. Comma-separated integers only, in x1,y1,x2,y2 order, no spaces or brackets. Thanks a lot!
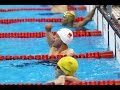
0,17,85,24
0,6,87,12
0,30,101,38
0,80,119,85
0,51,113,60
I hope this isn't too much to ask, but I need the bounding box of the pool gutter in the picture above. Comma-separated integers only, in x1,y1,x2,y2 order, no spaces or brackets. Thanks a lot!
85,5,120,64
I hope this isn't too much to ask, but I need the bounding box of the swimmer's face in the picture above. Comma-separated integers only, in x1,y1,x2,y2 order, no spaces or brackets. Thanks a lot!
62,15,75,26
61,16,68,25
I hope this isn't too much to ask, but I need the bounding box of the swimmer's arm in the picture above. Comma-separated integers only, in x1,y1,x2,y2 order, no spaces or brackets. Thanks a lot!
49,38,63,56
46,32,55,47
74,6,97,28
54,75,65,85
45,24,55,47
46,75,65,85
46,75,80,85
49,46,59,56
57,43,67,54
73,23,87,30
55,75,80,85
49,40,63,61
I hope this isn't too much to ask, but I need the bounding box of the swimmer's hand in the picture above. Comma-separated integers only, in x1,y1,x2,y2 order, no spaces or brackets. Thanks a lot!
45,23,52,32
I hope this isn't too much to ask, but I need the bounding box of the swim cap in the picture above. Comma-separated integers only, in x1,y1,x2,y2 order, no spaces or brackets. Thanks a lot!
64,11,75,24
57,28,73,45
64,11,75,17
57,56,78,76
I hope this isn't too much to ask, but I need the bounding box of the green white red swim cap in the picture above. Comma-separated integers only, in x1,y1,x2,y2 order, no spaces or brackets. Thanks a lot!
57,28,73,45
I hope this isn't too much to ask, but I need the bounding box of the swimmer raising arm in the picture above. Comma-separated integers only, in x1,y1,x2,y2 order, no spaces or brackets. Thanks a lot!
61,5,100,30
73,5,100,30
45,23,55,47
45,24,75,58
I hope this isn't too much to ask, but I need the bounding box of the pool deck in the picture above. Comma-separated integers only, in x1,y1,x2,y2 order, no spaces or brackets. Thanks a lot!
101,5,120,35
112,5,120,34
112,5,120,22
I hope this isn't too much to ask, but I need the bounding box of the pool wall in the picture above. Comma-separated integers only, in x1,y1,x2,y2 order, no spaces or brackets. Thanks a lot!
86,5,120,64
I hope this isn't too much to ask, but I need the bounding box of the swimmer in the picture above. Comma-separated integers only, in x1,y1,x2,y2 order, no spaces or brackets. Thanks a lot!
61,5,100,30
45,24,74,58
46,56,80,85
51,5,68,13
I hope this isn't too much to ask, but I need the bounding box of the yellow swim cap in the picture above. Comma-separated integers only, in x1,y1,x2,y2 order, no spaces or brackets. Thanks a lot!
64,11,75,17
57,56,78,76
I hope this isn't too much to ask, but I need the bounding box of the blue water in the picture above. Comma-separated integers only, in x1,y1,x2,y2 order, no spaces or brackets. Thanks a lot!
0,21,96,32
0,37,108,55
0,59,120,84
0,5,120,84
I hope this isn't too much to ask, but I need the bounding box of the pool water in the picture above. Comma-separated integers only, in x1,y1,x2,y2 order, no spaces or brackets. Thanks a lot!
0,5,120,84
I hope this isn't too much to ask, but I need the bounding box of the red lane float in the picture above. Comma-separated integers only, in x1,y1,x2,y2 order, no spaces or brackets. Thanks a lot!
0,6,86,12
0,80,120,85
0,51,113,61
0,30,101,38
0,17,85,24
100,51,113,58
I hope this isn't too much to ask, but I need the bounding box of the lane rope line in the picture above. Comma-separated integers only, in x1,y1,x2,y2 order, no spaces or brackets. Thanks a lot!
0,80,119,85
0,17,85,24
0,30,101,38
0,51,113,60
0,6,87,12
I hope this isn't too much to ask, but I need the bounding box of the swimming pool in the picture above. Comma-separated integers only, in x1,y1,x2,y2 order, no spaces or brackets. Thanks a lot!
0,5,120,84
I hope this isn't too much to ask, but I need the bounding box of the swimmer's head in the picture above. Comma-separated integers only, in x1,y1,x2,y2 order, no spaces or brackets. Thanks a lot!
57,28,73,45
64,11,75,17
56,56,78,76
62,11,75,26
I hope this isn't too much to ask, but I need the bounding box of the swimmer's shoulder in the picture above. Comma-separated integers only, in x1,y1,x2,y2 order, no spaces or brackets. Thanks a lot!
65,48,75,56
68,48,74,52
